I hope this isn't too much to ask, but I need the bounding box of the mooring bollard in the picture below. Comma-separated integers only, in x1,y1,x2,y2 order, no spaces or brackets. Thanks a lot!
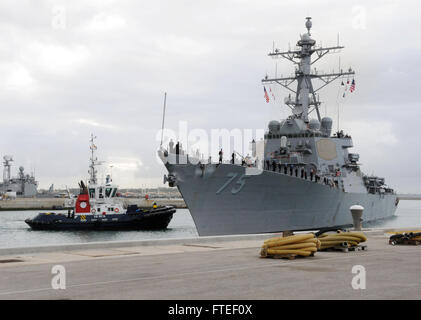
350,205,364,231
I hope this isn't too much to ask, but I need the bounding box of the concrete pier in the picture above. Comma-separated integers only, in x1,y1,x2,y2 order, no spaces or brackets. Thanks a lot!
0,198,68,211
0,229,420,300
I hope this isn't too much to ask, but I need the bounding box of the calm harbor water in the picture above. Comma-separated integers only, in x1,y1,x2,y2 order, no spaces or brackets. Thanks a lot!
0,202,420,249
0,208,198,249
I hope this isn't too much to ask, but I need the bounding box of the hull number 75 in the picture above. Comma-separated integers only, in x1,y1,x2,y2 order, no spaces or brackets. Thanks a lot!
216,173,249,195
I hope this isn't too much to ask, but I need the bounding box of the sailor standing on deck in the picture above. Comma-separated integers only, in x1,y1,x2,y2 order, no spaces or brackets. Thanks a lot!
219,149,223,164
231,152,235,164
272,160,277,172
175,141,180,164
169,139,175,153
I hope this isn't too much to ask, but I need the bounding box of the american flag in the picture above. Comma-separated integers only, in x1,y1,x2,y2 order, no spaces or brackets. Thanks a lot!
350,79,356,93
264,86,270,103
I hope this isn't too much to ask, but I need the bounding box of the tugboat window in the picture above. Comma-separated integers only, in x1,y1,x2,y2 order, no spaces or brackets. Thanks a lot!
105,188,112,197
111,188,117,197
99,187,104,198
89,188,95,198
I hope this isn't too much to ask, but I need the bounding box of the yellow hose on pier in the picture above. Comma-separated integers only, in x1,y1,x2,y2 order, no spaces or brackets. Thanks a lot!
260,234,321,258
317,231,367,250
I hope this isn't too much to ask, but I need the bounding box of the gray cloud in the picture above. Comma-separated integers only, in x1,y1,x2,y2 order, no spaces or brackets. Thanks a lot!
0,0,419,193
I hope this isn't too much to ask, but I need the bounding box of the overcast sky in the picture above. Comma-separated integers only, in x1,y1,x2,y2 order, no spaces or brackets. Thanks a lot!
0,0,419,193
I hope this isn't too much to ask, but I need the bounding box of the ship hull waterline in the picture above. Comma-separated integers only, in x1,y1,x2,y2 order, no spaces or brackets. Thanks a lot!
165,162,398,236
25,207,176,231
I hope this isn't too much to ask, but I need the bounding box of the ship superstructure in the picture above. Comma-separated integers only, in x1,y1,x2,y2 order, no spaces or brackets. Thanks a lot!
0,155,38,197
259,17,391,195
158,18,398,236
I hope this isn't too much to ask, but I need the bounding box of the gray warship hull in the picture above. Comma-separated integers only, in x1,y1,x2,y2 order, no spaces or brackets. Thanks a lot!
165,161,397,236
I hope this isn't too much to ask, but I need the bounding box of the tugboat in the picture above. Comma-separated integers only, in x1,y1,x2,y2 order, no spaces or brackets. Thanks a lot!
25,135,176,231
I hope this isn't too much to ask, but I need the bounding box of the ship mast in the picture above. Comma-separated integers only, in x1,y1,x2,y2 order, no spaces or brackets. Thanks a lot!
262,17,355,123
2,156,13,184
88,134,99,185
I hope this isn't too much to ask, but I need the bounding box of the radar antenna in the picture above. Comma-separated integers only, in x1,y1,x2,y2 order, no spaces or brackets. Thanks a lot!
262,17,355,123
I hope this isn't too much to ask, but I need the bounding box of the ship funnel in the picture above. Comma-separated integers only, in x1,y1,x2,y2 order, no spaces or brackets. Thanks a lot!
268,120,280,133
321,117,333,136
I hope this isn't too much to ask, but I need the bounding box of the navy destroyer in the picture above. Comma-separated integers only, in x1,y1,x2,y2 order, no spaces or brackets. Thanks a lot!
158,17,398,236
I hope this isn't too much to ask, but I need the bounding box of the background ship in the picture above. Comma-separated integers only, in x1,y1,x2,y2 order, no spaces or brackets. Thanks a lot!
158,17,399,236
0,155,38,198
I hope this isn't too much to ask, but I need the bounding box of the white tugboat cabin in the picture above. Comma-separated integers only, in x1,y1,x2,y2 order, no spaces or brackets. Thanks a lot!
85,175,125,216
73,134,125,216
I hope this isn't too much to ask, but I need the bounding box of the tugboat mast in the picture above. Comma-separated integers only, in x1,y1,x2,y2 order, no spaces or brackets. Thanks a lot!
262,17,355,123
88,134,99,185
